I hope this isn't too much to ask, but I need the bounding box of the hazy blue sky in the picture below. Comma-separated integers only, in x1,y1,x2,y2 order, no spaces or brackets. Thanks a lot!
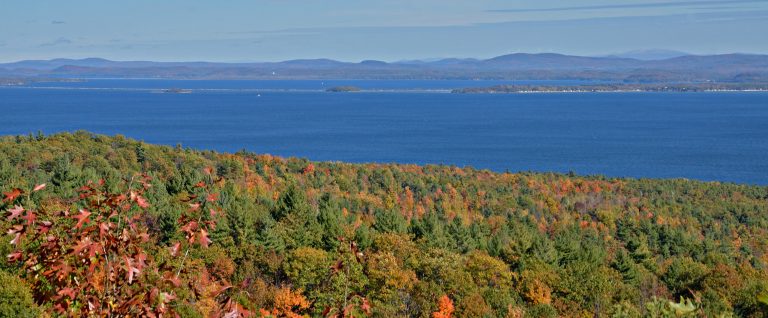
1,0,767,62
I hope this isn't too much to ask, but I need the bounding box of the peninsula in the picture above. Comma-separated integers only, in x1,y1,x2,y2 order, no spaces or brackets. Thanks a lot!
452,83,768,94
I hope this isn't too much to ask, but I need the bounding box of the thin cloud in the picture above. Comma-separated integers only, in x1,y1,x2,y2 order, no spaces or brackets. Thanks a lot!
488,0,765,13
51,20,66,24
39,37,72,47
75,43,134,50
223,30,322,37
694,10,768,21
475,9,768,27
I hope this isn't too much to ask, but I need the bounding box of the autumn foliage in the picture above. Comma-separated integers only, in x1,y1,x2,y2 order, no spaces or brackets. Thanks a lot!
261,287,310,317
1,132,768,317
2,170,247,317
432,295,454,318
5,177,174,316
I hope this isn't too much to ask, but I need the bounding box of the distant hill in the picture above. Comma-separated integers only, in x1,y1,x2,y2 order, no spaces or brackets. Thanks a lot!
481,53,640,70
2,53,768,82
606,49,690,60
648,53,768,71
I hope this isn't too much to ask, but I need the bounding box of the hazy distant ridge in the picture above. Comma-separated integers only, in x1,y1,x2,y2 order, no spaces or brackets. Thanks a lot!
2,53,767,82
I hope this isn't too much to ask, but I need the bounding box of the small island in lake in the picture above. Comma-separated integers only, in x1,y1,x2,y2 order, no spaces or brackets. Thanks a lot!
0,78,27,86
326,85,361,92
162,88,193,94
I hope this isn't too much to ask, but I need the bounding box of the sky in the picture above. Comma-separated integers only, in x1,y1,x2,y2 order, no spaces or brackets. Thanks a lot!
1,0,767,62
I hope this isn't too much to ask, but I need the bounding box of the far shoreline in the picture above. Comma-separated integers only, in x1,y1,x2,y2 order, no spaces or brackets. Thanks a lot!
451,83,768,94
3,85,768,94
4,78,768,94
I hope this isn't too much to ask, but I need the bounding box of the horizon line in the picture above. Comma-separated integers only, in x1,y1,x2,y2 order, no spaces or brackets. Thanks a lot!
2,51,768,65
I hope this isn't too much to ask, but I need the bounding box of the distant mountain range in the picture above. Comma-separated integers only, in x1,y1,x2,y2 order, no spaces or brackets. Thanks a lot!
2,53,767,82
603,49,691,61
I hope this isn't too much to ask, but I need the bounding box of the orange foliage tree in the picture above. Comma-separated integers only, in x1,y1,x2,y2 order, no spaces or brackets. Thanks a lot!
260,286,310,318
432,295,455,318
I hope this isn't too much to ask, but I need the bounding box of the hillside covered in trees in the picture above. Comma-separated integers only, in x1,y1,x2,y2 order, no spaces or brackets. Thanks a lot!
1,132,767,317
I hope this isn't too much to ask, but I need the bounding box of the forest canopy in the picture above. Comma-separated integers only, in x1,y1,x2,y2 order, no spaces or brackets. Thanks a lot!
1,131,767,317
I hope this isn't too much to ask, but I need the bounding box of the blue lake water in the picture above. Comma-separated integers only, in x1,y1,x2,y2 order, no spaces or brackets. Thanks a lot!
2,80,767,185
26,79,608,91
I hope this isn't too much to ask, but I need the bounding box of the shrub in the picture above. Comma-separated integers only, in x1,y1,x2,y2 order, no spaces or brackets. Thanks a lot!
0,270,40,318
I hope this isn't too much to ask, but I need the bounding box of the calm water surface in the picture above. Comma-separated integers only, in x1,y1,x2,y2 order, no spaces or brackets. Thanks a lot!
2,80,767,185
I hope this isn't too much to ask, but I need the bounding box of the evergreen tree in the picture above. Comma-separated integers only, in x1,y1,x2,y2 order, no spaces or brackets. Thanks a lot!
612,249,640,285
374,208,408,234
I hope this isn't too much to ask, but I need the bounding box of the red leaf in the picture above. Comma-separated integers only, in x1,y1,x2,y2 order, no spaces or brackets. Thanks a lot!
124,256,140,284
180,221,198,235
33,183,46,192
203,166,214,175
38,221,53,233
51,262,73,281
149,287,160,303
58,287,76,300
53,304,67,314
87,242,102,259
21,210,36,226
206,193,218,202
9,233,21,246
135,251,147,270
163,272,182,287
2,188,23,202
130,191,150,208
98,222,111,238
136,195,149,208
72,237,93,255
361,297,372,314
169,242,181,257
199,228,211,248
7,251,22,262
6,205,24,221
7,224,23,234
73,209,92,229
